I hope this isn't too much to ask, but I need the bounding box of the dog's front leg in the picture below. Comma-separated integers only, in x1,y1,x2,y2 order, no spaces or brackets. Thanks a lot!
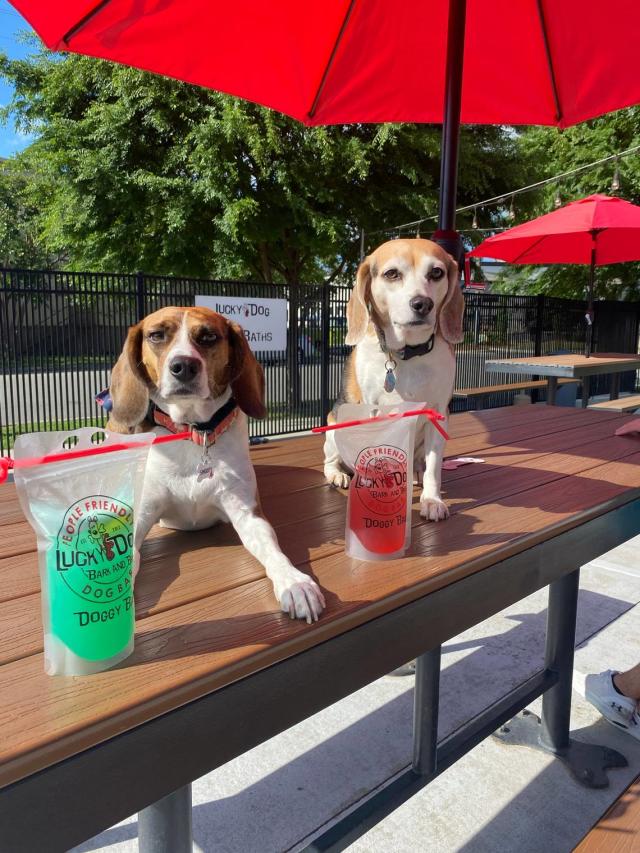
220,494,326,623
420,418,449,522
132,500,163,581
323,429,351,489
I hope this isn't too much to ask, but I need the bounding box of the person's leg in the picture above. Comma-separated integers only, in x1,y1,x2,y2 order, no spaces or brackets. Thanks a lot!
613,664,640,701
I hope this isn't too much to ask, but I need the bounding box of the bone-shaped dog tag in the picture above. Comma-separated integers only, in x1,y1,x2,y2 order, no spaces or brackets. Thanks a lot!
197,437,213,481
196,462,213,481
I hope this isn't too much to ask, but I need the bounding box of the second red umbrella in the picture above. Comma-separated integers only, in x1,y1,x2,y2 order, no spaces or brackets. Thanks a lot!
468,194,640,355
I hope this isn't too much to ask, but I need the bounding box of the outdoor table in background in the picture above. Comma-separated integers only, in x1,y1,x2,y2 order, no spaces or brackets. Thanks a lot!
1,407,640,852
485,352,640,408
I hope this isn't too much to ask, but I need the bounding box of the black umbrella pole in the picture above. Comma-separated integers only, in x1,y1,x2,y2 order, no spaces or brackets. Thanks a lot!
585,250,596,357
433,0,467,269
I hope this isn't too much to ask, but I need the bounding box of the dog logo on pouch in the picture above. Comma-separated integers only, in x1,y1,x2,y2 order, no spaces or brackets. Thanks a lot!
55,495,134,603
354,445,408,516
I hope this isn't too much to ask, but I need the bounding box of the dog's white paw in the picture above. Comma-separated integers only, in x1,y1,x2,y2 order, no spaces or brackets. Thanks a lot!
275,570,326,624
324,467,351,489
420,495,450,522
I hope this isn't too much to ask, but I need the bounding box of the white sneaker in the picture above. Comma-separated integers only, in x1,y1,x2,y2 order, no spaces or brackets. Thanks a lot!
584,670,640,739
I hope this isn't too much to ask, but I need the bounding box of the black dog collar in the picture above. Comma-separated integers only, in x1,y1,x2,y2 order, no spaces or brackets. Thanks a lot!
374,326,435,361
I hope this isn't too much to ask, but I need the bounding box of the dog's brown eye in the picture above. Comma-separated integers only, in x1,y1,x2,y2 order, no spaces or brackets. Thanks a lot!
147,330,165,343
383,268,401,281
430,267,445,281
198,330,218,345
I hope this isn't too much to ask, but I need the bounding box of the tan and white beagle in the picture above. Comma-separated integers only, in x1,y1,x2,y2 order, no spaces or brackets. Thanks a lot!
107,306,325,623
323,238,464,521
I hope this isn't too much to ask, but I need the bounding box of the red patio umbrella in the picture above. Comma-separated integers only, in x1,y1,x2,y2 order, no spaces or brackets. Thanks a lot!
8,1,640,260
468,194,640,355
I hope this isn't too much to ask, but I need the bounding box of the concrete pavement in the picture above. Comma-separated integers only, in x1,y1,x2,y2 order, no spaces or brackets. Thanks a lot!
70,534,640,853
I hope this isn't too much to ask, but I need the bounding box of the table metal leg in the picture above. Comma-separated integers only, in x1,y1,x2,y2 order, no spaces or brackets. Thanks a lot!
581,376,591,408
494,570,627,788
412,646,441,775
138,784,193,853
547,377,558,405
540,569,580,751
610,373,620,401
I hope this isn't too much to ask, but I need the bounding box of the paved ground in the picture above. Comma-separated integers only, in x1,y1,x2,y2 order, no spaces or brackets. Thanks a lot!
70,534,640,853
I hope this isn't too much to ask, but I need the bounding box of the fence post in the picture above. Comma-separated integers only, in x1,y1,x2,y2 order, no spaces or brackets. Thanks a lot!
136,271,146,323
320,282,330,421
534,294,545,357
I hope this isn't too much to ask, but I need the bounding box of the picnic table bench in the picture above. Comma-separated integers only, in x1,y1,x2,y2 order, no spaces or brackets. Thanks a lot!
453,378,579,409
1,406,640,851
588,394,640,413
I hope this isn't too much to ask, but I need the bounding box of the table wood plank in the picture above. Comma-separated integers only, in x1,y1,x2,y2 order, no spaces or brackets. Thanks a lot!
1,410,639,790
486,352,640,379
0,411,633,658
1,448,639,789
574,775,640,852
0,408,626,611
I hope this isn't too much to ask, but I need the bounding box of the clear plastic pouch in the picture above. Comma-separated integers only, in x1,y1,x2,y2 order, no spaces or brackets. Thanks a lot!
334,402,424,561
13,428,153,675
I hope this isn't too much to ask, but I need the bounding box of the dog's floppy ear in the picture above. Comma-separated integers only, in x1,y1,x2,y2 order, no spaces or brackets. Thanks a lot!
439,259,465,345
345,258,372,346
107,323,152,432
228,322,267,419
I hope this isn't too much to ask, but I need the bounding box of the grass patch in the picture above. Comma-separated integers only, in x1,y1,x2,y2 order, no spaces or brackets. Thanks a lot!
1,417,106,452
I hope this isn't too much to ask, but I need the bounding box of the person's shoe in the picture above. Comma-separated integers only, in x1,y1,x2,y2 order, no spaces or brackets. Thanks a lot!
584,670,640,738
389,660,416,676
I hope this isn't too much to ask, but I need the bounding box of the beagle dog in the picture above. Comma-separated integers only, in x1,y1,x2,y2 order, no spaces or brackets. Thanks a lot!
323,238,464,521
107,306,325,623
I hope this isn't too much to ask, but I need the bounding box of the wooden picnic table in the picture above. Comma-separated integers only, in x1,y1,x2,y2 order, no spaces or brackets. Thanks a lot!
1,406,640,851
485,352,640,407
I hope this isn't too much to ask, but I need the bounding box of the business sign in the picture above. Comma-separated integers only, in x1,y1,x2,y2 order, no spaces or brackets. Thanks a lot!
195,295,287,352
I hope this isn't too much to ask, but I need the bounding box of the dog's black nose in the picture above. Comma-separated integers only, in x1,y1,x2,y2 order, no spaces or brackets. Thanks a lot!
409,296,434,316
168,356,201,381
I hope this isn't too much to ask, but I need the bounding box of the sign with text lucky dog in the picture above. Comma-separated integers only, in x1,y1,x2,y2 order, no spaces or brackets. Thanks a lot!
195,295,287,352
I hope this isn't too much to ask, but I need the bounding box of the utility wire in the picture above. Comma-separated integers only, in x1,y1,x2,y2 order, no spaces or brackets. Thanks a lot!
366,143,640,239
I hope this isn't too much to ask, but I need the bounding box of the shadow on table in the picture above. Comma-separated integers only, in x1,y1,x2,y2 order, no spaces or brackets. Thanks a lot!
72,585,638,853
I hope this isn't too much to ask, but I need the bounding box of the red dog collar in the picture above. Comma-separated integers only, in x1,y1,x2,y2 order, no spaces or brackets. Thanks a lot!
150,397,239,447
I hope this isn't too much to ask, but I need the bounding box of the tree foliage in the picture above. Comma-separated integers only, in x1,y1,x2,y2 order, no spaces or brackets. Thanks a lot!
1,48,521,284
0,158,58,268
492,108,640,301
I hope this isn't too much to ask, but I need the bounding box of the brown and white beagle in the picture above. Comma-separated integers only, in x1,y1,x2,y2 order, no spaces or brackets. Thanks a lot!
107,306,325,623
323,238,464,521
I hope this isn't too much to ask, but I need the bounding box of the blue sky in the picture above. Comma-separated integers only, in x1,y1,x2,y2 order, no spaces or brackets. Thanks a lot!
0,0,37,158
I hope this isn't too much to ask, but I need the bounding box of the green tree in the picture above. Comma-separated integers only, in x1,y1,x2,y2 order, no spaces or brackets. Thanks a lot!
0,158,57,268
492,108,640,301
1,48,523,283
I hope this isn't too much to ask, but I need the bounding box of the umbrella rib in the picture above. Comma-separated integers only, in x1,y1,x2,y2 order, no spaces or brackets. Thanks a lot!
308,0,357,119
535,0,563,124
62,0,114,45
509,234,549,264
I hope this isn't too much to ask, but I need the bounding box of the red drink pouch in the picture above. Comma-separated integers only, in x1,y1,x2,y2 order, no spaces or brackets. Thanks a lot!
334,403,423,561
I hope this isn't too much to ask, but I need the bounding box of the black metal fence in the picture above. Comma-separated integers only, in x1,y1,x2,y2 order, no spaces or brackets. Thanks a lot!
1,267,639,454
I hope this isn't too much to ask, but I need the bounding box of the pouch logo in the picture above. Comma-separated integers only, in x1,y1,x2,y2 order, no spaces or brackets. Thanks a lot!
353,445,408,516
55,495,133,603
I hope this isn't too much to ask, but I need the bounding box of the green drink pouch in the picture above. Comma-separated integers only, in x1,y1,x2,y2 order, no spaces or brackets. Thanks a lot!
13,428,153,676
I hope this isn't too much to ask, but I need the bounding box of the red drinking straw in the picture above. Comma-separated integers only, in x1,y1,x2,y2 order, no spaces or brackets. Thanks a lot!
0,407,449,486
0,430,191,485
311,408,449,440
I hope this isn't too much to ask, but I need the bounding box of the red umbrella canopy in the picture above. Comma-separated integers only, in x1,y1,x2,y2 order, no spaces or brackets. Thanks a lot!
468,195,640,265
8,0,640,128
